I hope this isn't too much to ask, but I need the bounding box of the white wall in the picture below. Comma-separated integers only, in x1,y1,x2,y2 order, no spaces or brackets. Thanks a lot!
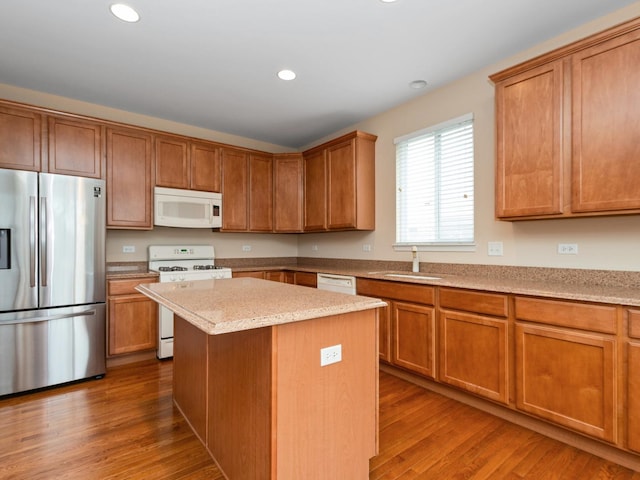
298,2,640,271
2,3,640,270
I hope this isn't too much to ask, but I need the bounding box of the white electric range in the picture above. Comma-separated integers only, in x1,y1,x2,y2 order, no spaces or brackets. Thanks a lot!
148,245,232,359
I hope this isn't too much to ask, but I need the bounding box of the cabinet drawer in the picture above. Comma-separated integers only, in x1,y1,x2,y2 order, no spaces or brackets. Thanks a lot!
439,288,508,317
515,297,617,334
357,278,434,305
629,309,640,339
108,277,154,296
294,272,317,288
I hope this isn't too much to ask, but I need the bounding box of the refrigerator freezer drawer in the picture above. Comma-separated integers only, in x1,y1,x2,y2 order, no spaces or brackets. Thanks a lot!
0,304,106,396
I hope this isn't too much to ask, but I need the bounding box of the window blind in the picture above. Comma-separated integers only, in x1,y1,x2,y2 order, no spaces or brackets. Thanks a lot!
395,113,474,245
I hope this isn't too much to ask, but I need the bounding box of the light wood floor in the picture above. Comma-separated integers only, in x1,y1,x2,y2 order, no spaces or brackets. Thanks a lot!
1,360,639,479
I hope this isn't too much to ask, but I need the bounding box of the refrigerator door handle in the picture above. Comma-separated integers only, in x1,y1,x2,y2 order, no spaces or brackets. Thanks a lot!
29,195,37,287
0,309,96,326
40,196,47,287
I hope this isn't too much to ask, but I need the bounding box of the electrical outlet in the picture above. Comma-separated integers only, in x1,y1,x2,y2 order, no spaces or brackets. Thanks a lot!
242,245,252,252
362,244,372,252
311,244,318,251
487,241,503,256
122,245,135,253
558,243,578,255
320,344,342,367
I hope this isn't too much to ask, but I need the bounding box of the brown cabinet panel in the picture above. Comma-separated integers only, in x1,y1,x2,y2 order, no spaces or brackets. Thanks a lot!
232,270,265,279
327,139,357,229
628,342,640,453
265,271,284,282
294,271,317,288
515,296,617,334
303,149,327,231
494,61,564,218
439,309,509,404
108,294,157,356
515,322,617,442
273,153,303,232
392,302,435,378
377,300,392,363
629,309,640,339
357,278,434,305
439,288,508,317
0,105,42,171
190,141,221,192
221,148,248,231
248,153,273,232
155,135,189,189
48,116,103,178
106,127,153,229
571,29,640,212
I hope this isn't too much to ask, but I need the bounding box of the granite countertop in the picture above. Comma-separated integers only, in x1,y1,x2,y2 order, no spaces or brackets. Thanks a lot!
135,277,387,335
106,262,157,279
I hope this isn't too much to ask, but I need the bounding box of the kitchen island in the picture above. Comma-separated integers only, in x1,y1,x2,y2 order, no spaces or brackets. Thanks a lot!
136,277,386,480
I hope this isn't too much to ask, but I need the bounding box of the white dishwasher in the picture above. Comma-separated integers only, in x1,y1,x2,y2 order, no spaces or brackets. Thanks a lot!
316,273,357,295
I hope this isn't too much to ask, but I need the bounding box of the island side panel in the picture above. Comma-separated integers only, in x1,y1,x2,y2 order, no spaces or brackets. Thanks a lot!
274,309,379,479
173,315,208,444
207,327,273,479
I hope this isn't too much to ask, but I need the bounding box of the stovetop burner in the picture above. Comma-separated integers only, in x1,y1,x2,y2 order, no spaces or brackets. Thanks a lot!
158,266,189,272
193,265,221,270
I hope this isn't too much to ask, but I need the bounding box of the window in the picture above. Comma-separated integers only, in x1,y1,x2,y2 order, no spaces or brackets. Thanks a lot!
395,113,474,249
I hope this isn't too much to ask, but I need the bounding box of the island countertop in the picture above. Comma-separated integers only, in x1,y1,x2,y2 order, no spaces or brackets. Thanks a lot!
136,277,387,335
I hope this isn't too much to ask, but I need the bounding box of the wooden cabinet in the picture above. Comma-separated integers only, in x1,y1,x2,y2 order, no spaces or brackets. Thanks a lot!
303,131,376,232
106,127,153,229
232,270,265,279
48,116,103,178
491,18,640,220
438,288,509,404
294,271,317,288
221,148,248,230
273,153,303,232
0,104,42,171
357,278,434,376
514,297,618,443
248,153,273,232
628,309,640,453
107,278,158,356
155,135,221,192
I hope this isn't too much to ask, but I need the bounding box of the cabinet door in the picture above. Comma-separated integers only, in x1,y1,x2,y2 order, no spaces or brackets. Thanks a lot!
294,272,317,288
0,105,42,171
629,342,640,453
393,301,435,378
155,135,189,189
439,309,509,404
221,148,248,231
232,271,265,279
190,141,221,192
494,60,564,218
249,153,273,232
378,299,391,363
327,139,356,229
265,271,283,282
106,127,153,229
274,154,303,232
515,323,617,442
303,149,327,231
571,29,640,212
48,116,103,178
108,294,158,355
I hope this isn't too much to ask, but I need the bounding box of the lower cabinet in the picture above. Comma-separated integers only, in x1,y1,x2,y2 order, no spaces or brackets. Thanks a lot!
628,309,640,453
294,271,317,288
514,297,618,443
107,278,158,356
357,279,435,377
232,270,265,279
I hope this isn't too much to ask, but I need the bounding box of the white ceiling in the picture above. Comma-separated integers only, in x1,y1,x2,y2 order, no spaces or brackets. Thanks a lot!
0,0,636,148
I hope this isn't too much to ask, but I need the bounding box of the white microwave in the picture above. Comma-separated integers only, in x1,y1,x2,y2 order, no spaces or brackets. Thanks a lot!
154,187,222,228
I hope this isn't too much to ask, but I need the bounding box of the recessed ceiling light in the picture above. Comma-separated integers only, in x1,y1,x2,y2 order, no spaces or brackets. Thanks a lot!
277,69,297,81
379,0,398,3
409,80,428,89
110,4,140,23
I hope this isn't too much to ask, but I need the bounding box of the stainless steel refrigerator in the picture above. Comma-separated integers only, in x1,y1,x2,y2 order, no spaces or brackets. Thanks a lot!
0,168,106,396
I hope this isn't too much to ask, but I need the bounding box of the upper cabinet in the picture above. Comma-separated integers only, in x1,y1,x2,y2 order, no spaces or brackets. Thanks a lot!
48,116,104,179
491,18,640,220
220,147,249,231
155,135,221,192
0,104,42,172
273,153,303,233
248,153,273,232
106,127,154,229
303,131,377,231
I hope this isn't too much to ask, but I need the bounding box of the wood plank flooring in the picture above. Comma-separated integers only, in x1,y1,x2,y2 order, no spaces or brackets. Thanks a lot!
0,359,638,479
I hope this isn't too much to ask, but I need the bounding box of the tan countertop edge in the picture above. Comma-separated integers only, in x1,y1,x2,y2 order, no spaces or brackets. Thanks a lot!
135,278,387,335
